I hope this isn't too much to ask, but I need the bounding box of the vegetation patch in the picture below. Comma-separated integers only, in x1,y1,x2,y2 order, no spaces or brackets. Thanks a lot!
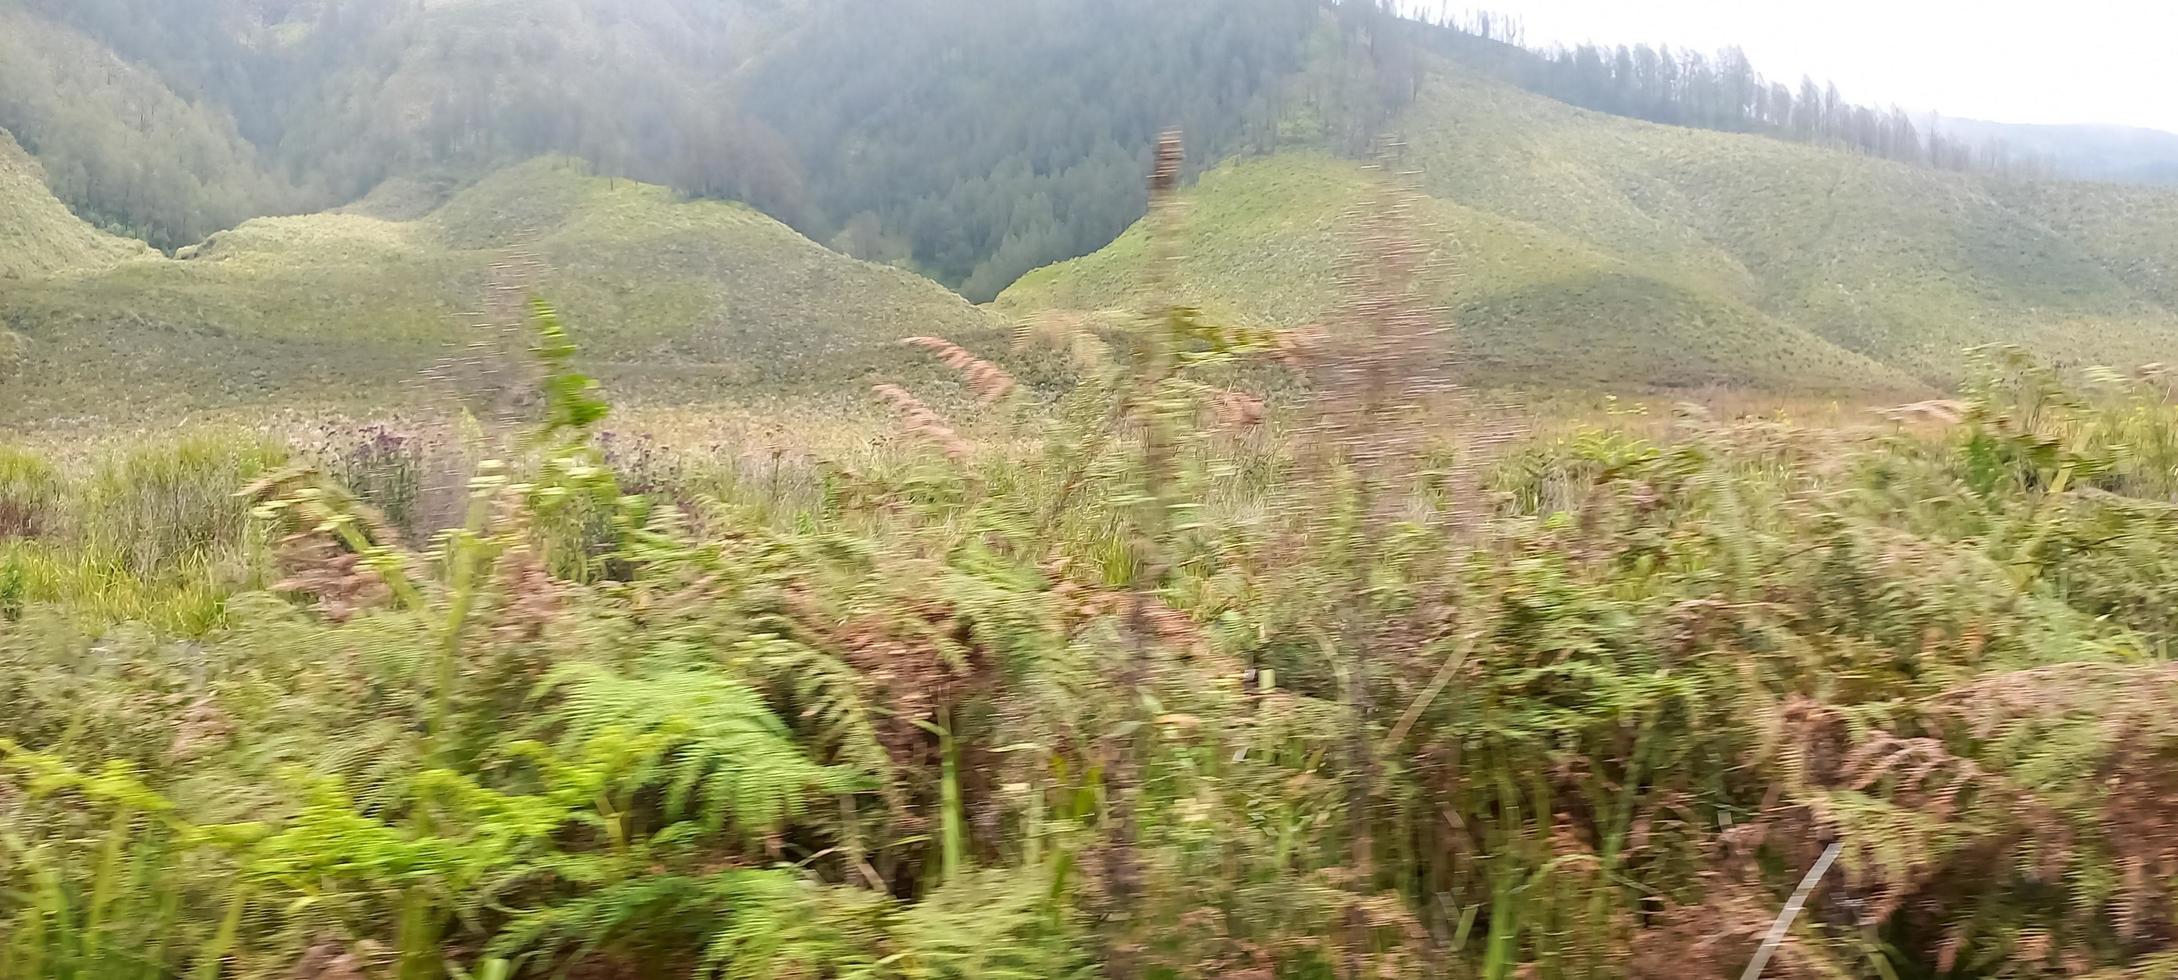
5,297,2178,977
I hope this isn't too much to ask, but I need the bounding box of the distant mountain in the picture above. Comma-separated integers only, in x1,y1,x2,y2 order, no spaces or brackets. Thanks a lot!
1935,117,2178,185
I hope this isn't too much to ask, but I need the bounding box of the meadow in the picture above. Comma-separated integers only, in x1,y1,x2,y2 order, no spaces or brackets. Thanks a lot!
7,270,2178,979
0,145,1003,428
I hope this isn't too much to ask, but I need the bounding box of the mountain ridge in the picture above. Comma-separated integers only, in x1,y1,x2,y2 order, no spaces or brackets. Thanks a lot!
1937,116,2178,184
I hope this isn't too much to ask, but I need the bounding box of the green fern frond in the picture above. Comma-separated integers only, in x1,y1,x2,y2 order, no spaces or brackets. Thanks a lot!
885,869,1093,979
546,665,863,832
701,871,889,980
732,635,893,780
526,300,609,445
491,870,771,965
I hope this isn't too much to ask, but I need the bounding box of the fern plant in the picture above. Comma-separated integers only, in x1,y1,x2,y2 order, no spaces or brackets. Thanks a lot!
543,664,865,834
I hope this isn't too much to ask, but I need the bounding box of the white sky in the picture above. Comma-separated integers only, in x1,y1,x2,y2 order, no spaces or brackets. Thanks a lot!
1428,1,2178,132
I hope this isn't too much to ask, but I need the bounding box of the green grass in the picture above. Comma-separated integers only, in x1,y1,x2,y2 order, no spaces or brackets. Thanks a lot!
1000,152,1907,392
0,157,1004,427
1395,65,2178,381
1003,58,2178,392
0,431,280,634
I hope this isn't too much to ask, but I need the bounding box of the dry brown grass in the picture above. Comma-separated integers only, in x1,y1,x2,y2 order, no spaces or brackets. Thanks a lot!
871,384,972,461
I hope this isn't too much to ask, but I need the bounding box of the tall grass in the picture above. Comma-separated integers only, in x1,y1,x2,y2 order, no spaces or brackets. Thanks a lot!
77,435,285,577
6,319,2178,979
0,434,280,634
0,447,60,541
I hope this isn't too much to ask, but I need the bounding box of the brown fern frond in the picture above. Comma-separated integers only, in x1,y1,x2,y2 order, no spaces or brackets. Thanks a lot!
872,384,970,460
1273,323,1328,368
167,697,233,763
901,336,1017,404
1302,137,1517,523
1878,399,1968,425
491,544,564,643
1012,311,1083,350
291,942,369,980
1210,390,1265,429
1014,310,1118,371
422,252,551,436
272,536,392,623
1774,696,1853,792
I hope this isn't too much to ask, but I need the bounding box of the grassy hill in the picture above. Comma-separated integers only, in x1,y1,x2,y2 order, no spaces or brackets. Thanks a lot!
4,0,1327,297
1000,153,1905,392
0,157,1003,427
0,4,303,246
18,26,2178,412
0,129,155,281
1002,59,2178,393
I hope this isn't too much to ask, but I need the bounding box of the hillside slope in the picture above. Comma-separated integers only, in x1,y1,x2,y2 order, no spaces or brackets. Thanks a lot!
1003,61,2178,392
0,158,1003,425
0,4,300,246
1,0,1332,291
0,129,155,281
1001,154,1902,391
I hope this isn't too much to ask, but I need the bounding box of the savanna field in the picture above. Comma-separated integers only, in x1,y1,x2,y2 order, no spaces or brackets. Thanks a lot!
10,282,2178,978
13,1,2178,978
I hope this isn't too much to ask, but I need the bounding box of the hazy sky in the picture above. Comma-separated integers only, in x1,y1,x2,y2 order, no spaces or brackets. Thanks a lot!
1430,1,2178,133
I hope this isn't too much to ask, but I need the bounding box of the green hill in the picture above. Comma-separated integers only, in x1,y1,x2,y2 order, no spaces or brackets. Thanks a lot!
1,0,1327,295
0,129,155,281
0,158,1003,426
1002,60,2178,392
1000,153,1905,392
0,4,302,247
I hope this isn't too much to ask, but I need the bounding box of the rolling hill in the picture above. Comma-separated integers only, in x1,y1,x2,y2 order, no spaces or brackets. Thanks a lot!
1002,59,2178,393
0,152,1003,426
999,152,1907,392
1,129,153,383
14,8,2178,416
0,130,155,281
0,0,1321,292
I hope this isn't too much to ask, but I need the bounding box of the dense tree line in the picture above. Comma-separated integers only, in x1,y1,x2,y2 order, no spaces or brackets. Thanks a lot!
0,4,304,248
4,0,814,243
0,0,827,248
1537,42,1935,167
735,0,1333,298
0,0,1426,289
1432,12,2056,179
